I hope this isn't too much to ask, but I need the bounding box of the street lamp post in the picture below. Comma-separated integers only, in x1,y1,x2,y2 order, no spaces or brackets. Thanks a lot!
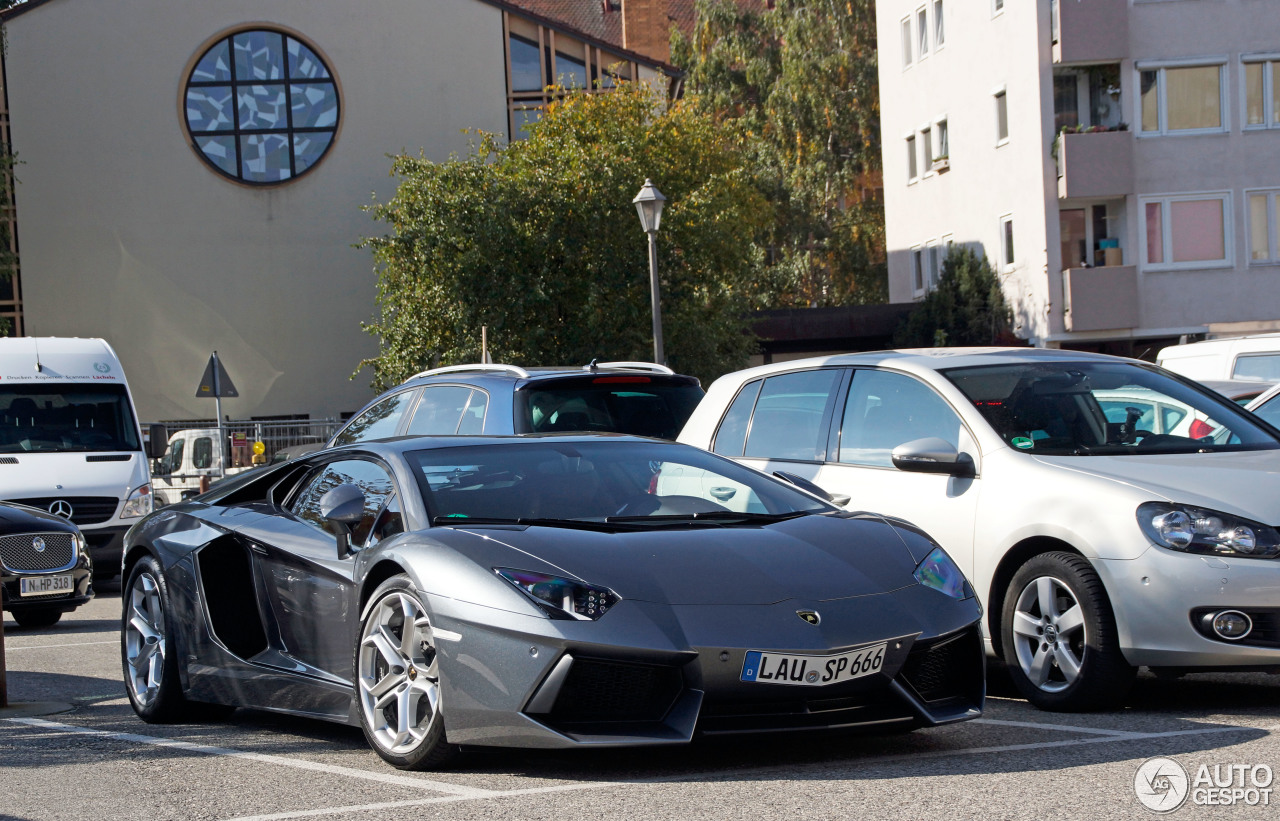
633,179,667,365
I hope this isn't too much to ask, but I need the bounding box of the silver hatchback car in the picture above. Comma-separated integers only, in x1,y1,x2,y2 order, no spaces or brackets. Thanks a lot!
681,348,1280,711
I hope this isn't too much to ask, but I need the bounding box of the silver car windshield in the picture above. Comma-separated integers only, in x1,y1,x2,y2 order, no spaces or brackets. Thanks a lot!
942,361,1280,456
408,440,833,523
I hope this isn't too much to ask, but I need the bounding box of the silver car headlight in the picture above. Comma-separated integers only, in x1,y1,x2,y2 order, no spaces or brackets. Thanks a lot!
1137,502,1280,559
121,483,153,519
495,568,620,620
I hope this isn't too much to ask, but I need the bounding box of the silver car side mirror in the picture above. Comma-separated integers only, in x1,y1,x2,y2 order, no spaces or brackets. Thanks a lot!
891,437,976,478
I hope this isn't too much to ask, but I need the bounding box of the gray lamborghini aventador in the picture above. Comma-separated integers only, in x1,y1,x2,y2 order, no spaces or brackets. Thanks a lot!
120,435,984,770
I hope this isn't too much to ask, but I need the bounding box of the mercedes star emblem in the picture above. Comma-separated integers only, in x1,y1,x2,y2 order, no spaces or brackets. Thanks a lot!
49,500,74,519
797,610,821,626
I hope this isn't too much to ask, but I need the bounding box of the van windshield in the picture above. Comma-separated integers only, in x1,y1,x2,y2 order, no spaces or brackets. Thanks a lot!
0,385,141,453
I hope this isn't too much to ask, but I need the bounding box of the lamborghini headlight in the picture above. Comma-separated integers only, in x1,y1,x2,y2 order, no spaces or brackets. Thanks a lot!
1137,502,1280,559
913,546,973,599
495,568,620,620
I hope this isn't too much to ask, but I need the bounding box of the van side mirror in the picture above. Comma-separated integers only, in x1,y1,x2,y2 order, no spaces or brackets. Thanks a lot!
147,424,168,460
772,471,852,507
891,437,976,478
320,483,366,558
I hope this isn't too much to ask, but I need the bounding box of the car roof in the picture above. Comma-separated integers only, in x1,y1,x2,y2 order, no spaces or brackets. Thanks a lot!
708,347,1135,385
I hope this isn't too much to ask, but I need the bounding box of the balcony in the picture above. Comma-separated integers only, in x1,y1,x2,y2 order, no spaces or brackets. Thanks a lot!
1064,265,1138,332
1052,0,1128,65
1056,130,1132,200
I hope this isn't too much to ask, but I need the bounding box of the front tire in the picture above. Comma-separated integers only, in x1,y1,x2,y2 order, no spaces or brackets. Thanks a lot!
356,575,457,770
121,556,190,722
11,607,63,629
1000,551,1135,711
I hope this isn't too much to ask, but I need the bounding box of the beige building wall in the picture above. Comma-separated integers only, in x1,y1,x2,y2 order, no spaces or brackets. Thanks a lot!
878,0,1280,348
4,0,508,421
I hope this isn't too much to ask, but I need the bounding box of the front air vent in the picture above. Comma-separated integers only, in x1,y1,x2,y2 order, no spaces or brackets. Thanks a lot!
0,457,18,464
898,626,983,704
0,532,76,572
86,454,132,463
548,658,683,723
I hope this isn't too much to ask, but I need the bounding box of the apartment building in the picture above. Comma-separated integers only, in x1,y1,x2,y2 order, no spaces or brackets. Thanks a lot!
877,0,1280,354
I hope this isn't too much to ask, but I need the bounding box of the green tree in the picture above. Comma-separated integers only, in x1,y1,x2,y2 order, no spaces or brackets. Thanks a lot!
357,82,772,389
894,246,1014,348
672,0,885,307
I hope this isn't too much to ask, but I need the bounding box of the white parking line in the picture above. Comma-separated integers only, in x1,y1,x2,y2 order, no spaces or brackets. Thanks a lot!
2,639,117,651
972,718,1141,737
222,723,1255,821
4,718,497,798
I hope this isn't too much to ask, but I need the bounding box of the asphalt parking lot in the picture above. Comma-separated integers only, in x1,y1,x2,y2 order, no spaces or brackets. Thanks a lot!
3,587,1279,821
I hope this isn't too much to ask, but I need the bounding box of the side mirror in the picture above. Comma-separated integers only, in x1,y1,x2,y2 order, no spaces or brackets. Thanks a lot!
891,437,976,478
320,483,366,558
772,471,852,507
147,424,168,460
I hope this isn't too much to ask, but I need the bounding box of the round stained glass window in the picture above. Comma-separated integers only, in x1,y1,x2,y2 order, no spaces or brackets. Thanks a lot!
184,29,340,184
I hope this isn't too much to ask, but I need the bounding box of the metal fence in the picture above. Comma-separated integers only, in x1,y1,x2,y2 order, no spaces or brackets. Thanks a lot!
151,418,341,463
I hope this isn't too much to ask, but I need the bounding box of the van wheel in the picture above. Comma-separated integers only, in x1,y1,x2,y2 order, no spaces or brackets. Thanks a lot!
1000,551,1135,711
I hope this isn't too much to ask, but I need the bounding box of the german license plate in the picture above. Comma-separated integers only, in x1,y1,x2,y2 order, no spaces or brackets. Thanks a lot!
740,642,887,686
19,574,73,596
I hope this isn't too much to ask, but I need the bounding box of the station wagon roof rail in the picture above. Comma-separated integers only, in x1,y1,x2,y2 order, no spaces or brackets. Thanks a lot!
584,361,675,375
405,363,531,382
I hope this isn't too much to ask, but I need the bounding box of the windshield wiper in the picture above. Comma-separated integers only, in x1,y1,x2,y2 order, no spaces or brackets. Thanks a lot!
431,515,630,533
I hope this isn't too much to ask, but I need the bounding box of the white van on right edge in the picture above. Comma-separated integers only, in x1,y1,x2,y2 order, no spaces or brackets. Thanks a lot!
1157,333,1280,383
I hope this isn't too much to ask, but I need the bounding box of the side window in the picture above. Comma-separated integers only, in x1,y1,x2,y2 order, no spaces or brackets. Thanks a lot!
289,459,397,547
406,386,477,436
743,369,841,461
367,494,405,547
457,390,488,434
839,370,962,467
712,380,763,456
1254,395,1280,430
334,391,415,446
192,436,214,470
160,438,183,475
1233,353,1280,382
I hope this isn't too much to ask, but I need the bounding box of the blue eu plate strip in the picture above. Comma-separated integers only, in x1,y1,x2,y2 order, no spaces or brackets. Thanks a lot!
741,651,762,682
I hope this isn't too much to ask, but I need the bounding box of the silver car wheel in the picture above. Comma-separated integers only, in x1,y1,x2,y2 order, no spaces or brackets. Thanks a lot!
1010,575,1087,693
357,590,440,756
123,570,167,708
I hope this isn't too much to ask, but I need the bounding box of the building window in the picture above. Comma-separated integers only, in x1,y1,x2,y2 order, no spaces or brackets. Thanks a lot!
934,118,948,165
917,7,929,57
1141,193,1232,270
912,246,926,295
993,0,1004,14
906,134,918,182
999,214,1015,270
994,89,1009,143
1139,63,1225,136
921,126,933,170
927,241,942,290
504,13,641,141
1247,189,1280,264
901,17,913,68
1244,57,1280,129
184,28,340,184
935,0,945,48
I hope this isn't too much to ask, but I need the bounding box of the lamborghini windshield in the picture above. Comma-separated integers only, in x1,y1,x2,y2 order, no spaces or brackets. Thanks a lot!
943,361,1280,456
407,439,833,524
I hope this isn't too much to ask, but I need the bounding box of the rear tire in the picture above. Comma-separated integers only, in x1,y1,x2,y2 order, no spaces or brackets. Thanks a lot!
11,607,63,629
1000,551,1135,711
356,575,457,770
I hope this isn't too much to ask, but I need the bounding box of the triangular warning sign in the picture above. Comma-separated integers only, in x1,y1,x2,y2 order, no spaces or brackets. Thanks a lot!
195,353,239,398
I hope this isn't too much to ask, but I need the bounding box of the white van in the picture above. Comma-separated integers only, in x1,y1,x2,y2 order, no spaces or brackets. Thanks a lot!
1156,333,1280,383
0,337,165,578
